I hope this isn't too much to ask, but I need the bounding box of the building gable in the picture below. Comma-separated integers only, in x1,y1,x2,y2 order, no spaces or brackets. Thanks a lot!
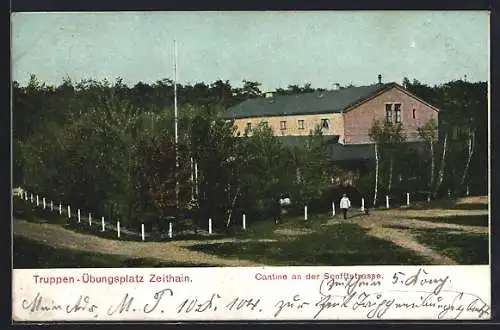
342,85,440,144
343,83,440,114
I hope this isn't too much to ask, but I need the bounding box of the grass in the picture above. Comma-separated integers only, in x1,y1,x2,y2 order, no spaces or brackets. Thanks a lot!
13,236,219,268
234,212,333,239
411,228,489,265
406,198,488,211
413,214,488,227
189,222,431,266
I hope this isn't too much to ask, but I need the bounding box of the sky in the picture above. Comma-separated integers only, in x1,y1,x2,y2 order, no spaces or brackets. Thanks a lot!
11,11,489,91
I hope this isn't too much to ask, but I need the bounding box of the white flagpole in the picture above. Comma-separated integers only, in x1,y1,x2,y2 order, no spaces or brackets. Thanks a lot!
173,39,179,208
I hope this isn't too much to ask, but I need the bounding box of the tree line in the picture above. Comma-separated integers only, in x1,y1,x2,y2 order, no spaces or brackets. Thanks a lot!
361,78,487,207
12,75,488,232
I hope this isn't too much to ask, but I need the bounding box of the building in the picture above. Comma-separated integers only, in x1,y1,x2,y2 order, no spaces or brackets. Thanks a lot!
222,75,439,162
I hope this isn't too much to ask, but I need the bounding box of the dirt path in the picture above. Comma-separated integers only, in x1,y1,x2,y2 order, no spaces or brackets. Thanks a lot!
367,227,456,265
337,199,488,265
13,220,266,267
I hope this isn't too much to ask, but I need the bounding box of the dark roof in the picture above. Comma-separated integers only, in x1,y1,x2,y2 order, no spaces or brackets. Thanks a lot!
223,83,393,119
276,136,374,161
276,136,427,162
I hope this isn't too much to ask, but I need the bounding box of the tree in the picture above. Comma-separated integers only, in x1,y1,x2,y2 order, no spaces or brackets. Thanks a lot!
135,131,190,230
240,80,262,98
237,122,292,220
295,126,335,211
418,119,438,194
434,132,448,197
12,74,488,235
369,121,384,206
369,120,406,205
409,79,487,196
437,80,484,195
190,112,240,229
275,83,321,95
385,122,406,192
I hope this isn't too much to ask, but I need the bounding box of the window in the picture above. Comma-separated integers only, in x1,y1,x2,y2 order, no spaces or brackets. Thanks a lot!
412,109,416,119
298,119,305,130
280,120,287,130
321,118,329,129
394,103,401,123
246,122,252,131
385,104,393,123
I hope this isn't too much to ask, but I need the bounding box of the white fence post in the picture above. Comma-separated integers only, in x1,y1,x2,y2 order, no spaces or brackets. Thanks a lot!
332,202,336,216
59,203,62,215
117,221,121,238
361,198,365,212
67,205,71,218
242,213,246,231
427,194,431,203
406,192,410,206
36,195,39,206
168,222,173,239
208,218,212,234
466,185,470,196
304,205,308,221
101,216,105,232
30,194,33,203
385,195,389,209
89,213,92,226
77,209,81,223
50,201,54,211
141,223,145,241
448,189,451,198
43,197,46,209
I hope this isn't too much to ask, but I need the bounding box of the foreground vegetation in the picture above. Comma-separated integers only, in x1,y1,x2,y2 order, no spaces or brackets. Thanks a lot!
13,195,488,268
13,75,487,233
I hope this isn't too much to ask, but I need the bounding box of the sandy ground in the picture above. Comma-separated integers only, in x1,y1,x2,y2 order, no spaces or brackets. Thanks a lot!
327,196,488,265
13,220,266,267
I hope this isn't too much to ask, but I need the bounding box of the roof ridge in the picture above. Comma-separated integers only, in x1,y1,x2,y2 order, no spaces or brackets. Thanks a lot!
223,82,396,119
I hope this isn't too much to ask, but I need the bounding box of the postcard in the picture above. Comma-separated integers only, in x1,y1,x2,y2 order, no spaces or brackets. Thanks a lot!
11,10,491,321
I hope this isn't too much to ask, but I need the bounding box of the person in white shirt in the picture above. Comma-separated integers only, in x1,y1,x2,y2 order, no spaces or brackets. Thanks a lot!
339,194,351,220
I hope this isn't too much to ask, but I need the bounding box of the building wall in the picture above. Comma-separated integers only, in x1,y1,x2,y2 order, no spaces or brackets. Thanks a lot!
343,86,439,144
233,113,345,140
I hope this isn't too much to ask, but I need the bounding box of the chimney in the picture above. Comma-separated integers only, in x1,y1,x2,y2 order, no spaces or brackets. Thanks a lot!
378,74,382,85
332,83,340,90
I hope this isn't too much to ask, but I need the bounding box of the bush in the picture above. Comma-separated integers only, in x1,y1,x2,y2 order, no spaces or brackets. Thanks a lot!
13,198,35,221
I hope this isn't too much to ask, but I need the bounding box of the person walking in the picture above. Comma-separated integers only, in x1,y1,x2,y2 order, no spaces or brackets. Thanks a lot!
339,194,351,220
